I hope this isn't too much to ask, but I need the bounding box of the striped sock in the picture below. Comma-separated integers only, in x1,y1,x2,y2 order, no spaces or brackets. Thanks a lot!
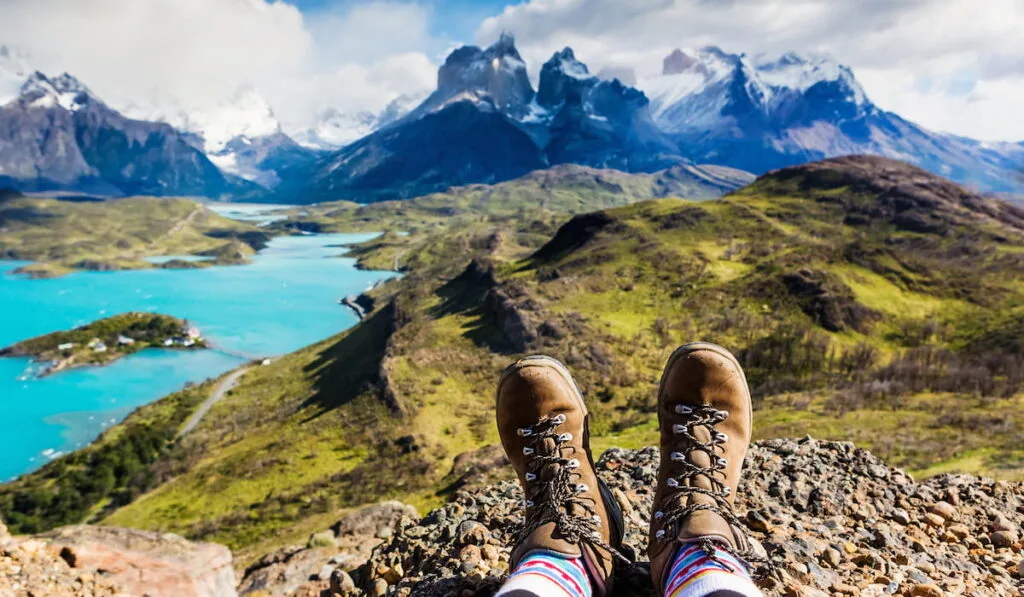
664,542,763,597
495,550,593,597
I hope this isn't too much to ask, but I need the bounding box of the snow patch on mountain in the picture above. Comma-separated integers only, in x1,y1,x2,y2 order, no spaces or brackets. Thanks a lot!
292,92,426,150
21,73,96,113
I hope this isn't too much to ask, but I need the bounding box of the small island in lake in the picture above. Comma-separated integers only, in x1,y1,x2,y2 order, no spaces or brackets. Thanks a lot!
0,312,207,377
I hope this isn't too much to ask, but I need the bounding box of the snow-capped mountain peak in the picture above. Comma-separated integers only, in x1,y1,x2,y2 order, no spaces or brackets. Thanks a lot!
754,51,868,106
20,72,97,112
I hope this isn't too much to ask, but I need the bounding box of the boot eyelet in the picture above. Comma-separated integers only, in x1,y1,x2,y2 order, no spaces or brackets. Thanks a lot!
525,500,535,507
574,483,588,493
656,529,666,539
717,457,728,467
567,459,580,469
552,414,567,424
670,452,684,462
523,447,534,456
672,424,686,434
723,487,732,497
666,478,679,488
716,410,729,421
655,511,664,519
716,431,729,442
675,405,693,415
525,473,537,481
557,433,573,442
517,428,533,437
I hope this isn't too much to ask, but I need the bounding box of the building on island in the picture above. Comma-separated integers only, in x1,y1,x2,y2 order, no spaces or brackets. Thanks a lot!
185,326,201,340
117,335,135,346
92,342,108,353
57,343,76,351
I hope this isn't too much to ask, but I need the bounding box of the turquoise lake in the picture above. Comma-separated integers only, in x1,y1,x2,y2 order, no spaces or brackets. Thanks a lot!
0,230,394,482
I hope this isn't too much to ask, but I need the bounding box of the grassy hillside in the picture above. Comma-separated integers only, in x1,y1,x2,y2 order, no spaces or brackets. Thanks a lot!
0,195,269,277
3,156,1023,565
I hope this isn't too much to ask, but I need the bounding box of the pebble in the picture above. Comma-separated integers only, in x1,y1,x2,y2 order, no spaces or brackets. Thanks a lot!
929,501,957,521
990,530,1018,549
909,583,943,597
923,513,945,528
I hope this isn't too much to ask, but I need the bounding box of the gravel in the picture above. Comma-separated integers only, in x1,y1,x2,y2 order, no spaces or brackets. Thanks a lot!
342,438,1023,596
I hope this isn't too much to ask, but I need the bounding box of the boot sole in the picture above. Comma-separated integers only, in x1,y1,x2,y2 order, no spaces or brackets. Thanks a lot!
658,342,753,441
496,355,626,548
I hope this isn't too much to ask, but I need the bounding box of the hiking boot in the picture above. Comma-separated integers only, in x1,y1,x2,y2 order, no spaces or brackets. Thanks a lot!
648,342,769,590
497,356,625,596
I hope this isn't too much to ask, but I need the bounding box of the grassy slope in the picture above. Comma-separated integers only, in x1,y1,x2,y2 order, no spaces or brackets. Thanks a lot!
0,196,266,276
4,157,1023,565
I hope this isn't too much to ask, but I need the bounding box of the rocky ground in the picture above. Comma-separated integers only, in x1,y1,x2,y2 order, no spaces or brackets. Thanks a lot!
4,438,1023,596
342,438,1023,596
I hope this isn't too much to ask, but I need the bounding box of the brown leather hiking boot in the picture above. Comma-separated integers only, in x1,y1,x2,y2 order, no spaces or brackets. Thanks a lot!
648,342,769,591
497,356,625,596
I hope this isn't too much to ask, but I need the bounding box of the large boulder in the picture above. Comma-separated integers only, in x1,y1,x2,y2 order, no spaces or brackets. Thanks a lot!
43,525,236,597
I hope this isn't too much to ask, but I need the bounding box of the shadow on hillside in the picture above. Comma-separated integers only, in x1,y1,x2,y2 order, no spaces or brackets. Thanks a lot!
299,303,395,417
429,266,518,354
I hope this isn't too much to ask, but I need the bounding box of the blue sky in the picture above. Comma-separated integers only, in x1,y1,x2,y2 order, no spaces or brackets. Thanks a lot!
290,0,511,44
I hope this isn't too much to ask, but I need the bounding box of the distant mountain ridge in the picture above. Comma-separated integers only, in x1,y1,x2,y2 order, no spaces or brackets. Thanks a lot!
284,34,691,203
641,46,1024,193
0,69,255,198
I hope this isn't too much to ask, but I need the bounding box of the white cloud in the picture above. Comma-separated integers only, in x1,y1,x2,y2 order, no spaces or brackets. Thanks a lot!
0,0,438,132
477,0,1024,141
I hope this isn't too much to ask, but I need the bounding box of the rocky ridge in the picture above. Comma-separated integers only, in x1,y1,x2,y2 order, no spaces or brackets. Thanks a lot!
342,439,1023,596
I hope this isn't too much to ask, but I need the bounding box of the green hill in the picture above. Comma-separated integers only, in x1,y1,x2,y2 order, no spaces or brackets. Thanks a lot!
0,195,269,277
2,155,1022,568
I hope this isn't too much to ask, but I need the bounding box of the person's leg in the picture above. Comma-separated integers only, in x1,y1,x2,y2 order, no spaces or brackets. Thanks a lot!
493,356,625,597
647,343,769,597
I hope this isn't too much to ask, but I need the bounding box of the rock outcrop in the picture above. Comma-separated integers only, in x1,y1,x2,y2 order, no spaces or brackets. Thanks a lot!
347,439,1022,596
1,522,234,597
43,526,236,597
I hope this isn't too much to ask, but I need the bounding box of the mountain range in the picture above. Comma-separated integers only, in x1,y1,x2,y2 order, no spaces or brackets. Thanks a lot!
0,39,1022,201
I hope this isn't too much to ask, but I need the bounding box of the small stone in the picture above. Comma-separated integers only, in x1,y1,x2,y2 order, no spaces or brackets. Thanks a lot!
929,501,957,521
481,544,499,563
992,514,1016,533
459,545,482,565
382,563,404,584
330,569,356,593
376,526,394,540
910,584,943,597
890,509,911,526
923,513,945,528
842,542,858,554
832,583,858,595
991,530,1018,548
370,579,388,597
456,520,489,545
746,510,774,534
821,548,842,567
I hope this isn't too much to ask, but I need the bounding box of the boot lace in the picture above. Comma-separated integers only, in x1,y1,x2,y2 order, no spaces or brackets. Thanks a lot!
654,404,775,579
514,415,629,564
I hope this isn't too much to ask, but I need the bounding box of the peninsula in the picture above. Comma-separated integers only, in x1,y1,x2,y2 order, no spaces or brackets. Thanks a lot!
0,312,207,377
